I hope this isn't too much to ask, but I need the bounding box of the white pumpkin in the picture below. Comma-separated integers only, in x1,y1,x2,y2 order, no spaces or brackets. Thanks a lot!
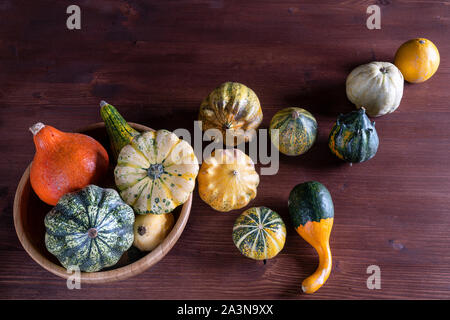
114,129,199,214
346,61,404,117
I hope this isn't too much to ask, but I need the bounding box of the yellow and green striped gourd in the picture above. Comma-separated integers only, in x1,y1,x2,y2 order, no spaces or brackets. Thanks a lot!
232,207,286,260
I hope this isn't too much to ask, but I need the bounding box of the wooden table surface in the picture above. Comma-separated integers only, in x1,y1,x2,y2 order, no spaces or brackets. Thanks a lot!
0,0,449,300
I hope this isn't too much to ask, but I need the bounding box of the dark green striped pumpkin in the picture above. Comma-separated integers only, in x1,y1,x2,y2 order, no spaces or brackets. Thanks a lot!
232,207,286,260
44,185,135,272
100,101,140,160
328,108,379,163
269,107,318,156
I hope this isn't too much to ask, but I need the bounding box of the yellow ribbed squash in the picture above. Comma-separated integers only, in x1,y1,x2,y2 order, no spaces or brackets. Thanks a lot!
199,82,263,146
198,149,259,212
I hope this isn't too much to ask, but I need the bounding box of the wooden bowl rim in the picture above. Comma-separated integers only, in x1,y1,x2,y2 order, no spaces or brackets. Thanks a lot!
13,122,192,284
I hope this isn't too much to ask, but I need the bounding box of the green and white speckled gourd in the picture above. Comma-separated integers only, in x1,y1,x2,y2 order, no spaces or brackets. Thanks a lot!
44,185,135,272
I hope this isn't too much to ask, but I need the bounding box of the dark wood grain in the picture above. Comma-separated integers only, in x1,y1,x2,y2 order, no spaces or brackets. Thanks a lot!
0,0,449,299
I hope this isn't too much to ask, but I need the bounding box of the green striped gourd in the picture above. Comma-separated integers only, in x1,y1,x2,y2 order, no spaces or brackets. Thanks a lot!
100,101,140,159
328,108,379,163
232,207,286,260
44,185,135,272
269,107,318,156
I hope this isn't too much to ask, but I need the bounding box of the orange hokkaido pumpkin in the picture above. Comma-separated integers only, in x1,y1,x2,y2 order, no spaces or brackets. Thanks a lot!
394,38,440,83
29,122,109,206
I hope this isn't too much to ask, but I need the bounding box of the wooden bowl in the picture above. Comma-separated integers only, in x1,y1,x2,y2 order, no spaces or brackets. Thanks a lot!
13,122,192,283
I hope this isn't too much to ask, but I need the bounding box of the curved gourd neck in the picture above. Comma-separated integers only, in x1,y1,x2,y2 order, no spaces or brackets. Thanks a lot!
294,216,334,294
302,242,332,294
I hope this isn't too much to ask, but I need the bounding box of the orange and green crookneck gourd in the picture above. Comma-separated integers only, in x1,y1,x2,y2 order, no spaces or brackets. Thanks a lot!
288,181,334,294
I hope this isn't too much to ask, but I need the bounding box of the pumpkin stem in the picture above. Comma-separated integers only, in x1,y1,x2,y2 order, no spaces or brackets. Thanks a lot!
291,110,300,119
148,163,164,180
87,228,98,239
379,67,388,74
29,122,45,136
223,122,232,130
137,226,146,236
100,100,108,108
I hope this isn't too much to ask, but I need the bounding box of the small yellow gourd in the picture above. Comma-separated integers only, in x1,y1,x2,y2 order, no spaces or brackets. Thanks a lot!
198,149,259,212
133,213,175,251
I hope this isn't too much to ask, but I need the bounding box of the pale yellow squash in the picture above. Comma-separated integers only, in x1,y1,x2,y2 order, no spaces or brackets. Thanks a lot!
114,129,199,214
198,149,259,212
133,213,175,251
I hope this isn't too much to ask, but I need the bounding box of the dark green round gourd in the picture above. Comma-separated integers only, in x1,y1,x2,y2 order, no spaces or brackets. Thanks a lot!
269,107,318,156
328,108,379,163
288,181,334,228
44,185,135,272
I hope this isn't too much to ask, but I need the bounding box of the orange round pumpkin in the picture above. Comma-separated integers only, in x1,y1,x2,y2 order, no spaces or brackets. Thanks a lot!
29,122,109,206
394,38,440,83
